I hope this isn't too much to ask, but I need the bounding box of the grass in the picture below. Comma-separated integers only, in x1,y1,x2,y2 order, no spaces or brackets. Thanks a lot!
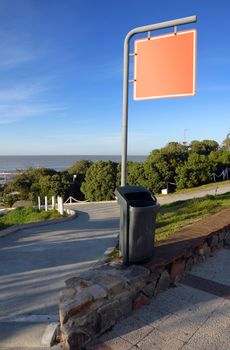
155,192,230,241
0,206,65,231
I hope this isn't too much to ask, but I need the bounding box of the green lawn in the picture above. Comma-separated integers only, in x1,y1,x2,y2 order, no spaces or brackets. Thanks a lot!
0,206,65,231
155,192,230,241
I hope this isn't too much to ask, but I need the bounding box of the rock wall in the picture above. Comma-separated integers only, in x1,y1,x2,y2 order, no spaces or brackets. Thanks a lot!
59,208,230,350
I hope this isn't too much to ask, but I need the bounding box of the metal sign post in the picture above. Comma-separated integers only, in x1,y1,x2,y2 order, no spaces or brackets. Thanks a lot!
121,16,197,186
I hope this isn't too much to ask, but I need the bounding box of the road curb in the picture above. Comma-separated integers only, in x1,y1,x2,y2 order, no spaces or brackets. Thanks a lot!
0,209,77,239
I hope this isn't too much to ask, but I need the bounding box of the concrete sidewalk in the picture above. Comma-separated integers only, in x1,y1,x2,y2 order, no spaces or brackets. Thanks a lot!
87,248,230,350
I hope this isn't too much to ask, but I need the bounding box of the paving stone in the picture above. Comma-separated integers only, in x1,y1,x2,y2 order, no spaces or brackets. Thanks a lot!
96,331,133,350
150,311,200,342
215,299,230,319
136,328,184,350
131,304,171,328
189,249,230,286
187,311,230,350
112,316,153,346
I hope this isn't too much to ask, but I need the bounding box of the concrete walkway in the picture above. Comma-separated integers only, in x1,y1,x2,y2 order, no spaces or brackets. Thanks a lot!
87,248,230,350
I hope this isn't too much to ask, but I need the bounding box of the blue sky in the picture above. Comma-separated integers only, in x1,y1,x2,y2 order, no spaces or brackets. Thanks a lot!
0,0,229,155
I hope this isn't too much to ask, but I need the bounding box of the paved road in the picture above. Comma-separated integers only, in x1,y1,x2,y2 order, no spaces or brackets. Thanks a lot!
158,182,230,205
0,183,229,348
0,202,119,348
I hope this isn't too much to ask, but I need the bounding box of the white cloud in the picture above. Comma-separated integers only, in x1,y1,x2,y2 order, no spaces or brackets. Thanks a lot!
0,31,35,69
0,103,67,124
0,82,47,102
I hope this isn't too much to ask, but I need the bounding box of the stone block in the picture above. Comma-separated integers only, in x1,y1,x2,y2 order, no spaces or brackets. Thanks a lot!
218,230,225,242
86,284,108,301
60,290,93,325
97,299,122,333
142,279,158,298
185,256,193,272
133,292,150,310
170,259,185,281
60,288,77,302
224,229,230,245
197,243,211,257
65,275,93,289
207,234,219,247
124,265,150,286
217,241,224,249
65,331,90,350
99,274,127,295
155,270,171,294
118,290,133,318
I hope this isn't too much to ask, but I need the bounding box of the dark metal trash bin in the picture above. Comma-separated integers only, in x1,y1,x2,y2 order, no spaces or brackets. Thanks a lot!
115,186,159,265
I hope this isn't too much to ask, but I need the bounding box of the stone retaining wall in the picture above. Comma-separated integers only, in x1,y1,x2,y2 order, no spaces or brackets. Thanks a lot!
59,208,230,350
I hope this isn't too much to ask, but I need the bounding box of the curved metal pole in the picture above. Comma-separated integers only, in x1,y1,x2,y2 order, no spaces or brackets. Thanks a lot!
121,15,197,186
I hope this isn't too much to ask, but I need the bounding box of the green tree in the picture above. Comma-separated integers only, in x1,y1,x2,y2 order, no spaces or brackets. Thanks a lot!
189,140,219,155
176,153,213,189
38,172,72,200
67,160,93,200
222,137,230,150
81,160,118,201
145,142,188,191
12,167,57,200
67,160,93,176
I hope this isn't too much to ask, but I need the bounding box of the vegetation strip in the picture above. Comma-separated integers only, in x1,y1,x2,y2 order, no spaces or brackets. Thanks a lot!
1,139,229,206
0,206,65,231
155,192,230,240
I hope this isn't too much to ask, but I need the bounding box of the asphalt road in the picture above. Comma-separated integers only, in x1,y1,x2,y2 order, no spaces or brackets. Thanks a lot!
0,202,119,348
0,182,229,348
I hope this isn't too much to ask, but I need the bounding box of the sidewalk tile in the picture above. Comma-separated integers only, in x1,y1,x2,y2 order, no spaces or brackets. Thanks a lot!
187,311,230,350
111,316,153,345
136,328,184,350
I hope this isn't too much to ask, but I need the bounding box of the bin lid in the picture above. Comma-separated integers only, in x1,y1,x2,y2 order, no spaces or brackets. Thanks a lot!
115,186,157,207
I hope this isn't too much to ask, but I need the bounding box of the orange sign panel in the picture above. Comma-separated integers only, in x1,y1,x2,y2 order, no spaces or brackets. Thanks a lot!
134,29,197,100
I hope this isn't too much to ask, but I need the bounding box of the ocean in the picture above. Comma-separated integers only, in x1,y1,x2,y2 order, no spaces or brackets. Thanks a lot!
0,155,147,172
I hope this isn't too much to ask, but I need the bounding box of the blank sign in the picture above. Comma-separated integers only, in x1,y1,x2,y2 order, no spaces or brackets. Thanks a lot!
134,29,197,100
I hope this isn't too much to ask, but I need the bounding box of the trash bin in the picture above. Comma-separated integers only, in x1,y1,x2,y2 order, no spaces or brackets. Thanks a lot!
115,186,159,265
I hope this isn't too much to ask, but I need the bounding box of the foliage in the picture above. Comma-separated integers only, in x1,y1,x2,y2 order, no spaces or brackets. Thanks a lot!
6,168,73,203
81,160,118,201
189,140,219,155
222,137,230,150
156,192,230,240
175,153,213,189
0,206,63,231
67,160,93,200
10,168,57,201
38,171,72,200
3,138,230,203
67,160,93,176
